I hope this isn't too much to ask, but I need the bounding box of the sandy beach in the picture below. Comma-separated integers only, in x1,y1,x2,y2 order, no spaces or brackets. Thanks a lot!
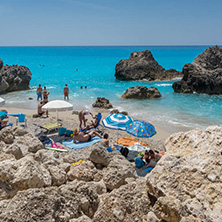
1,105,192,152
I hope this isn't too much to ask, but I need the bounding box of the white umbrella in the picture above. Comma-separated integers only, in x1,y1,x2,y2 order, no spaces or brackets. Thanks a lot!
42,100,73,120
0,97,5,106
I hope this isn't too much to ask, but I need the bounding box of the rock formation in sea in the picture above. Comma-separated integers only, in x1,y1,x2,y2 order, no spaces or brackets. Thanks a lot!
173,45,222,94
115,50,182,81
0,59,32,94
0,125,221,221
122,86,162,99
92,97,113,109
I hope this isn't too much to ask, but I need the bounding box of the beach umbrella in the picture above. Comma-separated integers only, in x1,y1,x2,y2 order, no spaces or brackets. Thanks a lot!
126,120,156,138
0,97,5,106
42,100,73,120
102,113,133,142
102,113,133,131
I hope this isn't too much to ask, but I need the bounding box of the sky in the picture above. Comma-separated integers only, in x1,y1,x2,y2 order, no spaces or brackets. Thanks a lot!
0,0,222,46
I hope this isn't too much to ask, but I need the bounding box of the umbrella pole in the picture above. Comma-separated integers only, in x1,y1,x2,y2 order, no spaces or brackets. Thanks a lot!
56,110,58,121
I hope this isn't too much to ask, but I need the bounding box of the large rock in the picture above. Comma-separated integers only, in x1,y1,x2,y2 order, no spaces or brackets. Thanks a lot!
146,126,222,222
89,147,111,167
115,50,181,81
92,97,113,109
0,61,32,94
0,59,3,70
122,86,162,99
0,127,14,144
173,45,222,94
93,180,151,222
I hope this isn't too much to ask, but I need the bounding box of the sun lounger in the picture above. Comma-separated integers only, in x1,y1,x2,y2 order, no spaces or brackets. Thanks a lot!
41,122,63,133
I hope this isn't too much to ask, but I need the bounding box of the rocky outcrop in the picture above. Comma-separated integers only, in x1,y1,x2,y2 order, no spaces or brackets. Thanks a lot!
173,45,222,94
92,97,113,109
0,60,32,94
1,125,222,221
122,86,162,99
146,125,222,222
115,50,182,81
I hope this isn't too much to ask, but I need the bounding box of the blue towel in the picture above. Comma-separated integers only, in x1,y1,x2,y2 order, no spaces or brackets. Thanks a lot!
62,136,102,149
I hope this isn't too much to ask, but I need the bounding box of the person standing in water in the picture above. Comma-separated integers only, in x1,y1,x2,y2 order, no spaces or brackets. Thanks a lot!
36,84,42,101
42,86,50,104
64,84,69,100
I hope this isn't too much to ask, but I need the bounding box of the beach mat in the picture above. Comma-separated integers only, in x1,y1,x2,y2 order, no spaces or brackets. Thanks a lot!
45,146,69,152
62,136,102,149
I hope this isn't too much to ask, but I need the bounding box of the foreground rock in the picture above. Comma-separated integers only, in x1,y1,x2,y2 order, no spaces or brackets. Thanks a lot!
147,126,222,222
92,97,113,109
173,45,222,94
115,50,181,81
0,59,32,94
122,86,162,99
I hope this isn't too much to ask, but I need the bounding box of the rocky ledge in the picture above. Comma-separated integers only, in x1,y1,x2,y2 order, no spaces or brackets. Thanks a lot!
0,125,221,221
122,86,162,99
92,97,113,109
115,50,182,81
0,59,32,94
173,45,222,94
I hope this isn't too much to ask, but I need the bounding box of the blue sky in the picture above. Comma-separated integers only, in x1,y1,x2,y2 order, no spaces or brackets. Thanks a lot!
0,0,221,46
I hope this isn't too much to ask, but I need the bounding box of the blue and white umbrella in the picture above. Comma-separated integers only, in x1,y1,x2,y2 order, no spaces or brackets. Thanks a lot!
102,113,133,131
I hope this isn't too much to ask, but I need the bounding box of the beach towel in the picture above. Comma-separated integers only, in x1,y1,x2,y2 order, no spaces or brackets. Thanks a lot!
116,137,148,146
62,136,102,149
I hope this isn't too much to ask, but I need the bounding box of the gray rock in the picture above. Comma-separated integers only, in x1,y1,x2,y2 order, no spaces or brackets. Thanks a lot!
0,60,32,94
4,144,23,160
89,147,111,167
92,97,113,109
173,45,222,94
122,86,162,99
0,59,3,70
115,50,182,81
0,127,14,144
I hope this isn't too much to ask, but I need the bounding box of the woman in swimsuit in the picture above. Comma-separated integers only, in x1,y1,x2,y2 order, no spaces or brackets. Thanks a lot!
73,128,102,143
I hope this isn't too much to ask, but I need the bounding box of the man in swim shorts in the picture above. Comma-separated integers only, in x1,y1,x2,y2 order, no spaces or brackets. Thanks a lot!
42,86,50,104
38,101,48,117
64,84,69,100
36,84,42,101
73,128,102,143
78,110,94,129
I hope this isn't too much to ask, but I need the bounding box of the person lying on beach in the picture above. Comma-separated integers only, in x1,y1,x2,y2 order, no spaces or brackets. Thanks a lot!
73,128,102,143
38,101,49,117
148,149,163,162
42,86,50,103
79,110,94,129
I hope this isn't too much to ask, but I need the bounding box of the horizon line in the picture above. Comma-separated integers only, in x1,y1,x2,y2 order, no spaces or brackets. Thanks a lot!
0,44,221,47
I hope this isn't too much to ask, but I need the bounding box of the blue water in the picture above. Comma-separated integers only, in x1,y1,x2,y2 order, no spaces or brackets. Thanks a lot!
1,46,222,129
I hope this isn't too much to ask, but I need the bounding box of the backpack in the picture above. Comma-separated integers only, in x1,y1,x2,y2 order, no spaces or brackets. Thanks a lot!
135,157,145,168
120,147,129,158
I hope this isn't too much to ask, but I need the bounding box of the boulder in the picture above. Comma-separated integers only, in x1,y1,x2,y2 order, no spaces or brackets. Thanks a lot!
122,86,162,99
102,155,136,190
67,161,97,182
146,126,222,222
173,45,222,94
115,50,182,81
4,144,23,159
89,147,111,167
0,59,3,70
92,97,113,109
110,109,129,115
0,127,14,144
0,62,32,94
93,180,151,222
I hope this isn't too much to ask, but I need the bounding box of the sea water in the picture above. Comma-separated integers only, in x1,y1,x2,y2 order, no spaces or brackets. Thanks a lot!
1,46,222,130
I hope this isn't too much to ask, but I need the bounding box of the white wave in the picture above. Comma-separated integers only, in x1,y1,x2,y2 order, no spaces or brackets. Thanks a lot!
155,83,172,87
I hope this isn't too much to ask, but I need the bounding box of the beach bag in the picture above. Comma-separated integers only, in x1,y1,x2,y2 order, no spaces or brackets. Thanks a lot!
38,136,52,145
135,157,145,168
0,112,6,120
120,147,129,158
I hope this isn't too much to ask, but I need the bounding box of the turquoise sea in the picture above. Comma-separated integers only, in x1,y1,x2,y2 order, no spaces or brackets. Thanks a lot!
1,46,222,130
